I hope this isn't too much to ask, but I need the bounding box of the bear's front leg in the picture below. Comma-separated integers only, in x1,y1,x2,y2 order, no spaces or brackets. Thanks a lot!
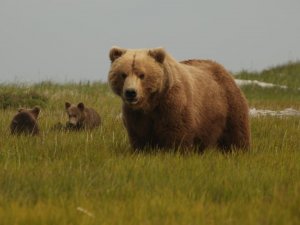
152,111,195,149
122,106,153,150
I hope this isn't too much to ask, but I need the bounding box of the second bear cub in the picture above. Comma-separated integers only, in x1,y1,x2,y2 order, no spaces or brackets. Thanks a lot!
65,102,101,130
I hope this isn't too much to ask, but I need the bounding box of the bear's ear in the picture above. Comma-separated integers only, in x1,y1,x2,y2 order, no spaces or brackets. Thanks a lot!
109,46,127,62
18,108,24,112
77,102,85,111
148,47,166,64
65,102,71,110
31,106,40,119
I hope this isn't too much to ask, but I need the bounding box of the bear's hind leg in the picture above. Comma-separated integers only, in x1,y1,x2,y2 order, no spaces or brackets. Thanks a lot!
218,115,250,151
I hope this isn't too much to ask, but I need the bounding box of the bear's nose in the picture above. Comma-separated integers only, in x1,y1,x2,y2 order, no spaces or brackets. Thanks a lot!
124,89,137,100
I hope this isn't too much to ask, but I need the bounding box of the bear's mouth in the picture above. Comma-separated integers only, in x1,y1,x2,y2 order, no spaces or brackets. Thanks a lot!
125,98,139,105
123,95,144,107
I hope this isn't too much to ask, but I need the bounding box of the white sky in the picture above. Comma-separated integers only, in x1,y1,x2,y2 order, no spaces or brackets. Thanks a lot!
0,0,299,83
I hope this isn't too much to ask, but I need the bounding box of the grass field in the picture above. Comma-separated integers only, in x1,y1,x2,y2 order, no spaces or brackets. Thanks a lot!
0,62,300,225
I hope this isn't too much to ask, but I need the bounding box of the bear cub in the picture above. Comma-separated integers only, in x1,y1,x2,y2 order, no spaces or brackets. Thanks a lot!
10,106,40,136
65,102,101,130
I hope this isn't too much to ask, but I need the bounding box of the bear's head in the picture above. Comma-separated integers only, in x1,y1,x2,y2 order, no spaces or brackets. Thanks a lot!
18,106,40,119
108,47,171,111
65,102,86,128
11,106,40,135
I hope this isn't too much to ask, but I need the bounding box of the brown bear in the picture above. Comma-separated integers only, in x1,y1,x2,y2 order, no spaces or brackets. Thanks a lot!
10,106,40,136
108,47,250,151
65,102,101,130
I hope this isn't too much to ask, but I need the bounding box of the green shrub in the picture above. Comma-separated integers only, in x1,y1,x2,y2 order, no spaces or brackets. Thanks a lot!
0,90,48,109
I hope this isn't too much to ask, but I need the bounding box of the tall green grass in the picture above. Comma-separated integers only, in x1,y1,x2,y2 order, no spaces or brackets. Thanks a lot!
0,108,299,225
0,63,299,224
240,85,300,110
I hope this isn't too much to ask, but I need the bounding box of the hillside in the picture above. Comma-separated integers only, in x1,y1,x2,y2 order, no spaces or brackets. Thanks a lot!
235,61,300,88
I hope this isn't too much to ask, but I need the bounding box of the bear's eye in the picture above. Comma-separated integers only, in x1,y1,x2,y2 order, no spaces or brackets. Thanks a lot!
120,73,127,79
139,73,145,80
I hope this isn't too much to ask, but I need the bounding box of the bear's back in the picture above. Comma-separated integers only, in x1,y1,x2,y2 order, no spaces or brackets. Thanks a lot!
180,59,234,83
180,59,243,101
84,108,101,129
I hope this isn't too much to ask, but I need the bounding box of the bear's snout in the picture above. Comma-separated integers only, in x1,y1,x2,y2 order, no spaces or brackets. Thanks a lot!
124,88,137,103
123,75,141,105
68,117,78,125
123,88,139,105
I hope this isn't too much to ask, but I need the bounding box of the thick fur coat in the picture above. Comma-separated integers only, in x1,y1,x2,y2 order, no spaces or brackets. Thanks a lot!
65,102,101,130
108,47,250,151
10,107,40,136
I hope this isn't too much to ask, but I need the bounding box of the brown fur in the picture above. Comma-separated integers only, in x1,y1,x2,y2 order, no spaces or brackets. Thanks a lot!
108,47,250,151
65,102,101,130
10,107,40,136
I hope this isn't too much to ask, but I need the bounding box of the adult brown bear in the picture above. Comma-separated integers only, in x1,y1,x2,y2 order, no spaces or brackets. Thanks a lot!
108,47,250,151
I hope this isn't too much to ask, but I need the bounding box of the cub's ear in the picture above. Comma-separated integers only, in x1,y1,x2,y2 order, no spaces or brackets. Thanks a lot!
109,46,127,62
77,102,85,111
65,102,71,110
148,47,166,64
18,108,24,112
31,106,40,118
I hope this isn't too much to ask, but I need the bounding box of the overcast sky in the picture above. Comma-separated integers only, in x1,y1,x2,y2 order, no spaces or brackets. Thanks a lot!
1,0,299,83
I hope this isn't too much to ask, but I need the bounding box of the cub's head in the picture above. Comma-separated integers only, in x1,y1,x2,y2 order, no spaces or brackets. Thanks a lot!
108,47,168,110
18,106,40,119
11,106,40,135
65,102,86,127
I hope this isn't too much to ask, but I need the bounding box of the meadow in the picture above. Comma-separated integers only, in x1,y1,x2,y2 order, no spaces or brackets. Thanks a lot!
0,62,299,225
